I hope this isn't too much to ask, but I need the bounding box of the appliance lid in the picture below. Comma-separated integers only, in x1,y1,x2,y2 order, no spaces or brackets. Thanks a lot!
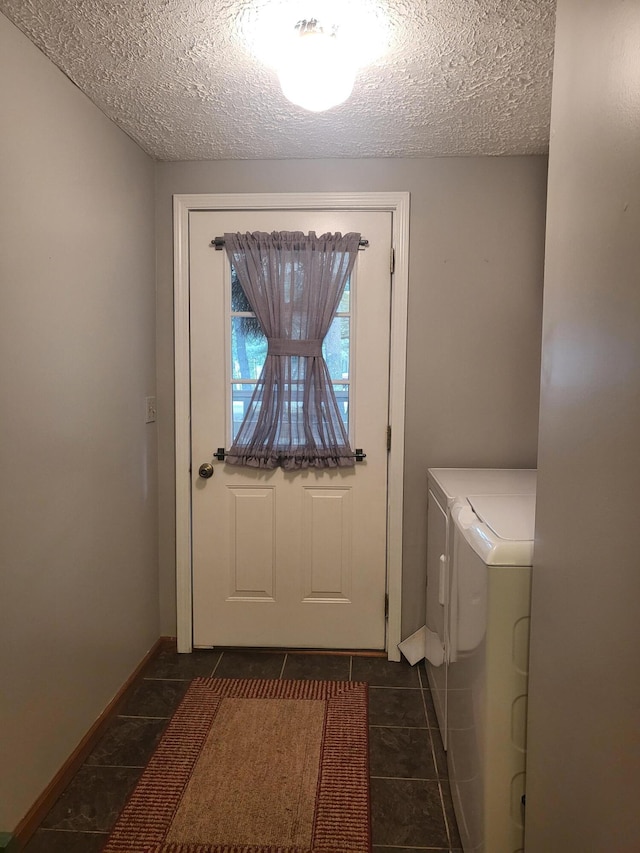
467,493,536,541
427,468,537,506
452,494,536,566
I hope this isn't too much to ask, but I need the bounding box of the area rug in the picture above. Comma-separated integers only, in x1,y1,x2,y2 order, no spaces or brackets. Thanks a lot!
103,678,370,853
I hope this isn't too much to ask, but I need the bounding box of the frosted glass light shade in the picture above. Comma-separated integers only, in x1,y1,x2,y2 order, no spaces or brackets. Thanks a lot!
277,28,357,112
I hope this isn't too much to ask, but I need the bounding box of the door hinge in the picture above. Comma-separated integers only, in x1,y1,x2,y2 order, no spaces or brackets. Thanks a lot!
387,425,392,452
390,247,395,275
384,593,389,620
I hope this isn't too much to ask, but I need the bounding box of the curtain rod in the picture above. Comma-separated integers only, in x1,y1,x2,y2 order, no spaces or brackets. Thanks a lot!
211,236,369,250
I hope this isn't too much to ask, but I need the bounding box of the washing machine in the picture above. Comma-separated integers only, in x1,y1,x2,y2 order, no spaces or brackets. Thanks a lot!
447,492,535,853
425,469,536,746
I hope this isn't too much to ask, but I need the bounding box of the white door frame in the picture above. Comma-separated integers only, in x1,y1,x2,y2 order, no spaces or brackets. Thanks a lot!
173,192,410,660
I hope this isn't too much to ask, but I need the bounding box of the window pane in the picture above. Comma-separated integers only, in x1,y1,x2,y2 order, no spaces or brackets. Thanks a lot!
231,267,254,312
338,276,350,313
232,317,267,380
232,383,350,444
322,316,350,380
332,384,349,433
232,383,257,439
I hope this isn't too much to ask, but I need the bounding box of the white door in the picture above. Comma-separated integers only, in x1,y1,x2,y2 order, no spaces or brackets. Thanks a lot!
189,209,392,649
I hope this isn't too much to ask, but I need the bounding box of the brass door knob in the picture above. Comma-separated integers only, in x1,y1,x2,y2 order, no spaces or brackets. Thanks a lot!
198,462,214,479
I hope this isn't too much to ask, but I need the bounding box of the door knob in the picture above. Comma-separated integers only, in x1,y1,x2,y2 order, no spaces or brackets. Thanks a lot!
198,462,214,479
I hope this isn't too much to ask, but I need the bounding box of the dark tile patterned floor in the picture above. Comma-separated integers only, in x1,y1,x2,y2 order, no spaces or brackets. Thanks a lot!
22,650,461,853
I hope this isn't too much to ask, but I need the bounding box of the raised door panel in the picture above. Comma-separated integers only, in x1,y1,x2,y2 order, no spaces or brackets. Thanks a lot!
227,487,275,600
302,488,352,601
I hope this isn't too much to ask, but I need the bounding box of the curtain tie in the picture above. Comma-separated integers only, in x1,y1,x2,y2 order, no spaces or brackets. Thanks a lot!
268,338,323,357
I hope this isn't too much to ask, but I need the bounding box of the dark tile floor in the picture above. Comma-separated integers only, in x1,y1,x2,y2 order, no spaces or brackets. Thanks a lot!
23,649,461,853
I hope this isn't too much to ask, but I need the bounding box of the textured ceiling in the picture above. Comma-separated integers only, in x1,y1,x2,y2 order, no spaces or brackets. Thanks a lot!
0,0,556,161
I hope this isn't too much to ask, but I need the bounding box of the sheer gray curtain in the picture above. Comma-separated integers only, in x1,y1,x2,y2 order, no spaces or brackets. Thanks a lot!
224,230,360,470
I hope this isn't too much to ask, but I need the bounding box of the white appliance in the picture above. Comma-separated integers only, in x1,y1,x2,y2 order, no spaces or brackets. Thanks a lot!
447,492,536,853
425,469,536,746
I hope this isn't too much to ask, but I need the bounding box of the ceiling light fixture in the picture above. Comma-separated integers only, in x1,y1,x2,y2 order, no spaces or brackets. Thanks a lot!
276,18,358,112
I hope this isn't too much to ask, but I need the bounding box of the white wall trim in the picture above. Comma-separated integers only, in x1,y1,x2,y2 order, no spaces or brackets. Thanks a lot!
173,192,410,659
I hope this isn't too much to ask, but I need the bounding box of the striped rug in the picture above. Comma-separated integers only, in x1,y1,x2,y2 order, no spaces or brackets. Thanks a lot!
103,678,370,853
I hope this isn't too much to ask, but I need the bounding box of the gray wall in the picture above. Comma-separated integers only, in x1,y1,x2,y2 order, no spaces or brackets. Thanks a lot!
0,14,159,831
155,157,547,638
525,1,640,850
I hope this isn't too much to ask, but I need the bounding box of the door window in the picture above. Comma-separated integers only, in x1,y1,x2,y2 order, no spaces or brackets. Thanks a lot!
228,266,353,443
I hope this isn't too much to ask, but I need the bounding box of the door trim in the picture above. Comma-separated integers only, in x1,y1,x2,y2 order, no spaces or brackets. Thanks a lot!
173,192,410,660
